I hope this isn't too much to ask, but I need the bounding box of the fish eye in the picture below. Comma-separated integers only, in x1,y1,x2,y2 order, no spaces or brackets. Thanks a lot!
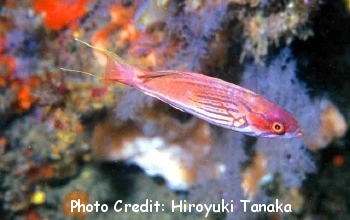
271,122,285,135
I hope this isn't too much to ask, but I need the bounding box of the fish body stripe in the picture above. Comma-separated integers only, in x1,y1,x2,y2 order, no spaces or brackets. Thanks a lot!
147,91,233,127
170,76,245,97
194,100,226,109
188,95,247,127
189,108,233,127
140,75,254,130
169,74,258,98
191,100,239,114
239,101,253,113
197,106,233,118
195,94,239,108
198,103,239,115
165,72,253,95
226,107,239,113
190,98,249,129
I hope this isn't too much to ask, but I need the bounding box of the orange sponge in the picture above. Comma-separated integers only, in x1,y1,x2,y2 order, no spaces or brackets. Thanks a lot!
34,0,89,30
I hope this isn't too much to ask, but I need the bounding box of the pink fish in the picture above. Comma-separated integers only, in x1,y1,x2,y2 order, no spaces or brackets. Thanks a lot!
64,39,302,138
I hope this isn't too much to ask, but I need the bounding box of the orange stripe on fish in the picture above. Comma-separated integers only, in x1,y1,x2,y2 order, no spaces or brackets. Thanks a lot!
63,39,302,138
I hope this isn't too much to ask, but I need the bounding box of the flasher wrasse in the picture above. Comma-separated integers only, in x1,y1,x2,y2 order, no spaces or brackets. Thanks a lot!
64,39,302,138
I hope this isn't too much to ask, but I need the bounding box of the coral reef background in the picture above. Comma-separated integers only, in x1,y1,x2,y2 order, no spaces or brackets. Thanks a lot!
0,0,349,219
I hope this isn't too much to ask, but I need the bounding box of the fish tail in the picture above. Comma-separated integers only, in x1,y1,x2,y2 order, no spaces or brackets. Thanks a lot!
60,68,103,79
75,38,137,85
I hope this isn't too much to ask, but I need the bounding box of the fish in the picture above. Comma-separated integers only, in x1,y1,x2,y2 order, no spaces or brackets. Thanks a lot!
62,39,302,138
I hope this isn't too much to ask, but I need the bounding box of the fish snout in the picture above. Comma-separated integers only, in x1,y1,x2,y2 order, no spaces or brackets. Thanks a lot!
295,127,302,136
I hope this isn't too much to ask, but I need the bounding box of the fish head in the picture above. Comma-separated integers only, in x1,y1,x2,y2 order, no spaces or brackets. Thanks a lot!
244,101,302,138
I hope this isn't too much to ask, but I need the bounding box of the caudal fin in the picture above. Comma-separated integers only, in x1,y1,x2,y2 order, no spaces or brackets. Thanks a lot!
60,67,103,79
75,38,136,85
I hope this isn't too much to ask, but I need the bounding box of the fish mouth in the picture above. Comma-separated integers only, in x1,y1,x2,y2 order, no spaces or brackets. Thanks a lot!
295,128,302,136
